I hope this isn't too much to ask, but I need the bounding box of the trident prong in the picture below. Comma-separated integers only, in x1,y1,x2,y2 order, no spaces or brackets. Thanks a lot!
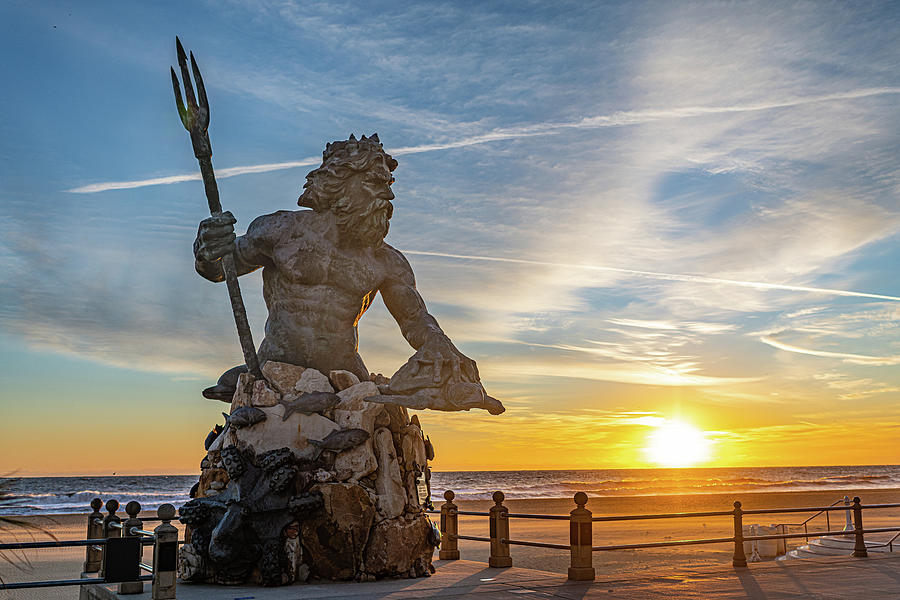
171,37,211,145
190,51,210,130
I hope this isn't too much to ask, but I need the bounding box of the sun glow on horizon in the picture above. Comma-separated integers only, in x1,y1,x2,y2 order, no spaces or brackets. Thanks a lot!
644,420,713,467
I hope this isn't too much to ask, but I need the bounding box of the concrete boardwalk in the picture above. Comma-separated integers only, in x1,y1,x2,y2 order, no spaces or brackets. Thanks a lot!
83,555,900,599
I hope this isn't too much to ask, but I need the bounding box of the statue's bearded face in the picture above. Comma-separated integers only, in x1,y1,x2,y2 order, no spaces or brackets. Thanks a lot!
334,164,395,248
297,140,398,248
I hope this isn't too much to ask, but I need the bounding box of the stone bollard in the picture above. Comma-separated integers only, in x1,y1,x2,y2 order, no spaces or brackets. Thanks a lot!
119,501,144,594
100,499,121,579
568,492,595,581
851,497,867,558
732,501,747,568
82,498,104,574
488,491,512,568
151,504,178,600
439,490,460,560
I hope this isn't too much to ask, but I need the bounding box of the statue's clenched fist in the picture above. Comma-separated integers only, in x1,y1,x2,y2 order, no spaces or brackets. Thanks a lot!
194,211,237,262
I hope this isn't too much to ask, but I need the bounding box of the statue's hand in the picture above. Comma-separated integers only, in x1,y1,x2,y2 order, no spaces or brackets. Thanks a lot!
379,334,504,414
409,333,479,387
194,211,237,262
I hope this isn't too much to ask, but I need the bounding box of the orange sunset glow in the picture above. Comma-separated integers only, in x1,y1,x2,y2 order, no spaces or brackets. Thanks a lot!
1,2,899,480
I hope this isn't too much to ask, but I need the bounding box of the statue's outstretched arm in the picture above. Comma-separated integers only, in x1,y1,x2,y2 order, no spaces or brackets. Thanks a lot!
380,261,444,351
375,246,504,414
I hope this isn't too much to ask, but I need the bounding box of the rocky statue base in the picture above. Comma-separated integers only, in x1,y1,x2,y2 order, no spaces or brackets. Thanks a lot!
178,362,438,586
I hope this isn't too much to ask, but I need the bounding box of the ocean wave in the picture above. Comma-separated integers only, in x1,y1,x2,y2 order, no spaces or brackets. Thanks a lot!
430,466,900,501
3,468,898,514
15,490,105,500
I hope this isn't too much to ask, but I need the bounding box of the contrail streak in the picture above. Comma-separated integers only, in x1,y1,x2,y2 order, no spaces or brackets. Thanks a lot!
759,335,900,365
67,159,321,194
67,87,900,193
401,249,900,303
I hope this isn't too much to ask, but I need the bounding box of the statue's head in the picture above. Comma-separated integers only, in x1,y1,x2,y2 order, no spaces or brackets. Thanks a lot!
299,133,398,247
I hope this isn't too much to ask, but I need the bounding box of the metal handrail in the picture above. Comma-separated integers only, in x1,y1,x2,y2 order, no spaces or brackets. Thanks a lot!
0,576,152,590
0,538,156,550
867,530,900,552
452,524,900,553
454,534,492,542
760,497,846,545
139,562,154,573
778,497,846,528
504,512,570,521
0,539,108,550
502,538,570,550
594,536,735,551
592,509,734,522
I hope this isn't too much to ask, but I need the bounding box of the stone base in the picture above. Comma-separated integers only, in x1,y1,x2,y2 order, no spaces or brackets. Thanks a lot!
181,364,437,586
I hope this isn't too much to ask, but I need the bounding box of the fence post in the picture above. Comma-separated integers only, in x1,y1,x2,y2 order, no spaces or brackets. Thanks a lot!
82,497,104,574
851,497,867,558
732,501,747,568
488,491,512,568
439,490,460,560
119,501,144,594
568,492,595,581
843,496,853,532
151,504,178,600
99,499,121,579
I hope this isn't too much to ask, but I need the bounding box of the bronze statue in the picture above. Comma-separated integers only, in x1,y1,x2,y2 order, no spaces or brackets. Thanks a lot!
193,134,503,415
174,40,500,585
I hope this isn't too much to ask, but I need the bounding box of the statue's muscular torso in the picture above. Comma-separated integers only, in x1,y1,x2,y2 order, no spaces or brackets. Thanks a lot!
197,209,414,380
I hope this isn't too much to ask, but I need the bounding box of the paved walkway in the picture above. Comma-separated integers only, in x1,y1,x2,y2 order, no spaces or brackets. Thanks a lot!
82,555,900,599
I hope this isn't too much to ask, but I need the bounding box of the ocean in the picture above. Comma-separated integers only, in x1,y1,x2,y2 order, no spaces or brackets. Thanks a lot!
2,465,898,515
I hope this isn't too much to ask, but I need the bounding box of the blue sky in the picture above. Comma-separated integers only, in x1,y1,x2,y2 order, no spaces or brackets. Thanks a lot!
1,0,899,473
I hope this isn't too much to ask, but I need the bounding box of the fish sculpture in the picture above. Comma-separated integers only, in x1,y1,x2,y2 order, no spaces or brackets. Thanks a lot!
309,428,369,455
278,391,341,420
202,364,248,402
222,406,267,429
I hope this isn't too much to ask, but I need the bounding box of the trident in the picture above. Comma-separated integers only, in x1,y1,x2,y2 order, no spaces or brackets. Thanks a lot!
170,37,262,379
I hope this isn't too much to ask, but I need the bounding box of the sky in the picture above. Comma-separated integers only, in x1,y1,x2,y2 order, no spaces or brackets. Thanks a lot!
1,0,899,475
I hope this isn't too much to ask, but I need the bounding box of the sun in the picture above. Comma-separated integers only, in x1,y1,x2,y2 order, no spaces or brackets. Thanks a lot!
644,420,712,467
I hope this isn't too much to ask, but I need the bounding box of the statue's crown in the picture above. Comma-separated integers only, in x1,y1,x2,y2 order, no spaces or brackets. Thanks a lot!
323,133,395,170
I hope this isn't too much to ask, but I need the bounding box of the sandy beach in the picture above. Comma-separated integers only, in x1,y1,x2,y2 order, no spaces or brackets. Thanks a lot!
1,488,898,599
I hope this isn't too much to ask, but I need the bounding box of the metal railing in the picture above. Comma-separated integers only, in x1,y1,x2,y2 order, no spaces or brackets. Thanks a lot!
436,490,900,581
868,530,900,553
0,498,179,598
771,496,851,544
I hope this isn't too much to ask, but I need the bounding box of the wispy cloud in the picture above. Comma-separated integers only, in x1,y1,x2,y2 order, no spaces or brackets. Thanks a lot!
488,356,758,387
760,334,900,366
402,250,900,302
66,87,900,194
607,318,737,334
